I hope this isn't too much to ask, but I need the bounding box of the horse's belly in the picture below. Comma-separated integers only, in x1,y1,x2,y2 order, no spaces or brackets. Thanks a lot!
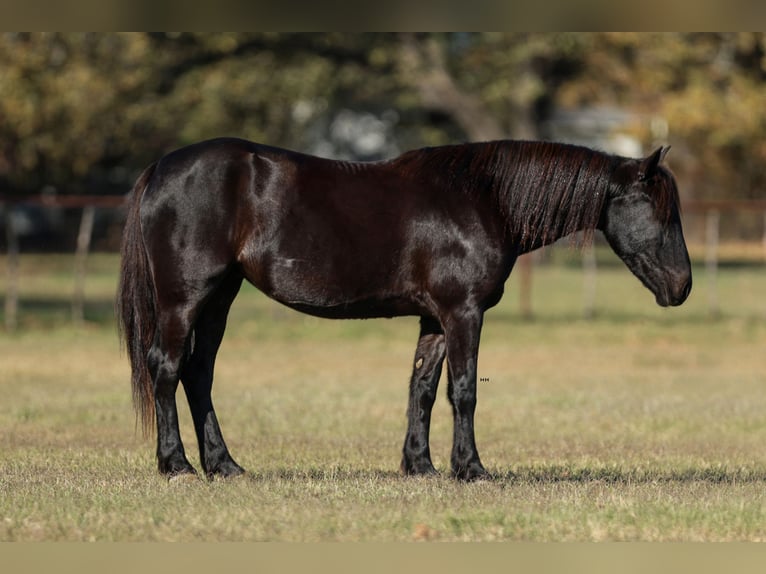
281,296,422,320
247,256,422,319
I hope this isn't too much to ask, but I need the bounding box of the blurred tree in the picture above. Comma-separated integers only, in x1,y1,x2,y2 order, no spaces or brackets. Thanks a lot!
0,32,763,202
0,33,403,193
549,32,766,200
0,33,157,194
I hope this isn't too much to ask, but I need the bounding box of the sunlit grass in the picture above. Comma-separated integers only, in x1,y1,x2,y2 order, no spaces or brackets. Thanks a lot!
1,251,766,540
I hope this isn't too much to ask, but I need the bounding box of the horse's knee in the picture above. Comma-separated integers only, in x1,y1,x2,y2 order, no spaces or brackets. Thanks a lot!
447,376,477,413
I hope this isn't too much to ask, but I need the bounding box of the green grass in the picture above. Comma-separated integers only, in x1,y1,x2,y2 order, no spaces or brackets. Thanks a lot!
1,250,766,541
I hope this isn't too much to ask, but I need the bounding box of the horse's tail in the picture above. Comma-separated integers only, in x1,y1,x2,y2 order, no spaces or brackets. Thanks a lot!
117,162,158,437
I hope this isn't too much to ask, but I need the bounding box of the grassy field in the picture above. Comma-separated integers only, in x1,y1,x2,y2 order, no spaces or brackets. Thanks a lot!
1,249,766,541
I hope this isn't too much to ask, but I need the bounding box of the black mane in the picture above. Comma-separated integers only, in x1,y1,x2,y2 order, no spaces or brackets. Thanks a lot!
496,141,618,247
396,140,621,248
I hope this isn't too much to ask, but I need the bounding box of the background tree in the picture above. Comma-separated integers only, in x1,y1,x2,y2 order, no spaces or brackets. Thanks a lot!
547,33,766,201
0,32,763,205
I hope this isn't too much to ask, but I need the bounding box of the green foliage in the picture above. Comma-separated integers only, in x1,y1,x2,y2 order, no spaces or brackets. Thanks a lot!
0,33,764,200
555,33,766,200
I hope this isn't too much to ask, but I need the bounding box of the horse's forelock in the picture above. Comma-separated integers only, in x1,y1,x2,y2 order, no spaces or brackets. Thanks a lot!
650,166,682,224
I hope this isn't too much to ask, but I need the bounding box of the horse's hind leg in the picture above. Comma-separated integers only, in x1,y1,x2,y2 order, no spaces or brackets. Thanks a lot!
147,309,197,478
148,267,239,479
180,271,245,479
401,316,446,475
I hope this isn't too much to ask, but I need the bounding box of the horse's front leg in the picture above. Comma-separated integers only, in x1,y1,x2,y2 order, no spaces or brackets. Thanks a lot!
401,317,446,476
443,307,490,481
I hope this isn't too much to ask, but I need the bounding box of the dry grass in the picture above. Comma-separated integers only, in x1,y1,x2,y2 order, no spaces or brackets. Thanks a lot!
1,252,766,541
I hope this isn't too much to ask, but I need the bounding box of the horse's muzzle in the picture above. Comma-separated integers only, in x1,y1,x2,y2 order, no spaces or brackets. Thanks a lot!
659,274,692,307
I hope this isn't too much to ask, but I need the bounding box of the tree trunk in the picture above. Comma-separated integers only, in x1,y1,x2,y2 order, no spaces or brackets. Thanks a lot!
397,34,505,142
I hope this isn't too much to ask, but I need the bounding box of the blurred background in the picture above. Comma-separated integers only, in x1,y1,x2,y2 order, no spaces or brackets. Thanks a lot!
0,32,765,327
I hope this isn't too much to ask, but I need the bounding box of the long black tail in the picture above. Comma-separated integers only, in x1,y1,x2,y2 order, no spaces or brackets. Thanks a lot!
116,162,158,436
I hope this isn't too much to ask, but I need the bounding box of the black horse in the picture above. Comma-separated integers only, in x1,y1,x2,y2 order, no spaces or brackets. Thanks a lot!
118,138,691,481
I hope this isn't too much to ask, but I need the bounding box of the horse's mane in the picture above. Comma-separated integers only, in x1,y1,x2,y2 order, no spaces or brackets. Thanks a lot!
394,140,677,249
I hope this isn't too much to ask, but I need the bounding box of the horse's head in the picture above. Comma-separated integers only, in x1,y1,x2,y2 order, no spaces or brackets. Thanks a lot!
600,146,692,307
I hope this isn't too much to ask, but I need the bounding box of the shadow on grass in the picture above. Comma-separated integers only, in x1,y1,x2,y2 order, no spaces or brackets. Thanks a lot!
497,464,766,485
214,464,766,485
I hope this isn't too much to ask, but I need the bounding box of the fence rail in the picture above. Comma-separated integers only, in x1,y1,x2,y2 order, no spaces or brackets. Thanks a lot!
1,194,765,329
1,194,126,330
682,199,766,317
683,199,766,213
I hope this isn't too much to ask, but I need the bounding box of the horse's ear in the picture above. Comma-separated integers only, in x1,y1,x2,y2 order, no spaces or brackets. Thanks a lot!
638,145,670,181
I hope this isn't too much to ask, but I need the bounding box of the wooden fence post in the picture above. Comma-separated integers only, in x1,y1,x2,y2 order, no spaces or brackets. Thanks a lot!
705,209,720,317
762,211,766,263
72,205,96,326
519,253,533,320
4,208,19,332
582,240,597,319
